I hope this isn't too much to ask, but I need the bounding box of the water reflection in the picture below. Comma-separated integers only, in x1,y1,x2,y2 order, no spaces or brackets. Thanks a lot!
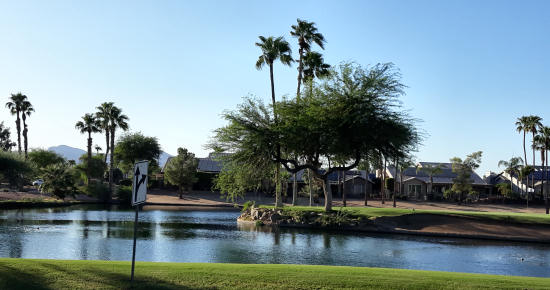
0,205,549,278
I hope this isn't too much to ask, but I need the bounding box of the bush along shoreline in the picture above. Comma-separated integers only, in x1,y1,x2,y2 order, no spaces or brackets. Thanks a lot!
238,206,550,243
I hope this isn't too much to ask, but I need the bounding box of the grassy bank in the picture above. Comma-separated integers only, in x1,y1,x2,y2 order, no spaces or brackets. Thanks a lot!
0,259,548,289
260,205,550,225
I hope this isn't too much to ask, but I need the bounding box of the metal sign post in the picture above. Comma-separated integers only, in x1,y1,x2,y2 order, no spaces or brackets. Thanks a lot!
130,160,148,282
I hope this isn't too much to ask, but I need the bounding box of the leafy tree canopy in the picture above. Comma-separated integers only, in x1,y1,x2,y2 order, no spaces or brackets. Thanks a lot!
28,149,66,170
164,148,198,198
0,122,16,151
77,154,107,179
114,132,161,173
0,151,32,187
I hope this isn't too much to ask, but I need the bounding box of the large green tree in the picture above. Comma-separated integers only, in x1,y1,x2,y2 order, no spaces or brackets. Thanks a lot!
290,19,325,99
448,151,482,204
28,149,66,170
107,105,129,194
113,132,161,174
211,63,419,211
255,35,293,207
0,122,16,151
164,148,198,199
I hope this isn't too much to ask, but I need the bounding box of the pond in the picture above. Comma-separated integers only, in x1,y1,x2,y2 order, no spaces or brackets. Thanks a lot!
0,205,549,277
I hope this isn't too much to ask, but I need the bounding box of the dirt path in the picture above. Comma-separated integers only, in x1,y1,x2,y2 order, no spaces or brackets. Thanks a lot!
147,189,548,214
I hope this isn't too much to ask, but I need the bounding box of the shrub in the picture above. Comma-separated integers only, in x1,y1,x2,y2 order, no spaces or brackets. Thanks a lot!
82,181,110,200
0,151,32,188
117,185,132,205
40,164,77,200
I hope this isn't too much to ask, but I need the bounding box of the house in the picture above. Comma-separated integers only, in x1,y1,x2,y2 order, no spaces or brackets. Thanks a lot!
488,166,550,196
289,169,374,198
383,162,489,200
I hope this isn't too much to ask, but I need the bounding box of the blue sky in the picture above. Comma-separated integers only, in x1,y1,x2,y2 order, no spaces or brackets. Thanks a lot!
1,0,549,175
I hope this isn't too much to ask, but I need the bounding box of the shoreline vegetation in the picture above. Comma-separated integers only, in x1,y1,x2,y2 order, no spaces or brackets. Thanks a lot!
0,259,549,289
238,205,550,243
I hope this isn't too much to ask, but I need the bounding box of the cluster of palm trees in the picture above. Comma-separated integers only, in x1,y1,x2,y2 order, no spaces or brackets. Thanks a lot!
500,115,550,213
75,102,129,197
255,19,330,207
5,93,34,160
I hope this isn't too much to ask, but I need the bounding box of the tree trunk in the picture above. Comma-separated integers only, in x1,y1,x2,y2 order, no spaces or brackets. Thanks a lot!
15,112,21,155
292,172,297,206
296,47,303,100
324,178,332,211
342,170,346,207
380,158,386,204
179,187,183,199
393,159,397,208
109,128,115,200
269,62,282,208
87,131,92,184
22,115,28,160
308,169,313,206
104,131,110,163
546,149,549,214
532,132,536,199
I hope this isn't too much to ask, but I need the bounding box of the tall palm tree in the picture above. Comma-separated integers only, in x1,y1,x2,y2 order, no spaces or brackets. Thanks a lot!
5,93,27,155
516,116,530,167
107,105,129,193
290,19,325,99
527,115,543,192
255,35,292,208
417,164,443,200
535,127,550,214
498,157,523,195
75,114,101,162
20,99,34,160
96,102,114,163
76,114,101,182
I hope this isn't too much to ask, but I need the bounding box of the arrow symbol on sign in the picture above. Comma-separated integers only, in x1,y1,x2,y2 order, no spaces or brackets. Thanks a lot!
134,166,147,202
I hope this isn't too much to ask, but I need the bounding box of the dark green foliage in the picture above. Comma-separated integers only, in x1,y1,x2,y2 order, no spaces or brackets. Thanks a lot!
0,122,16,151
113,132,161,173
193,171,215,190
385,178,395,192
164,147,198,198
76,154,107,180
28,149,65,170
116,185,132,205
496,182,517,200
0,151,32,188
40,164,77,199
242,200,256,212
82,181,110,200
447,151,483,203
104,168,123,184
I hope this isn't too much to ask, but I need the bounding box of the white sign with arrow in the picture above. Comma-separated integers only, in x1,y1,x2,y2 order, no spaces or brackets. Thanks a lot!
132,160,148,206
130,160,148,282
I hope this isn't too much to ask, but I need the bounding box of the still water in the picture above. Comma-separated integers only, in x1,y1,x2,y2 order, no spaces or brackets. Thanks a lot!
0,205,549,277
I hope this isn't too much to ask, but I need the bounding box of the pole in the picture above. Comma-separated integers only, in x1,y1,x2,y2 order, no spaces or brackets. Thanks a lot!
131,205,139,282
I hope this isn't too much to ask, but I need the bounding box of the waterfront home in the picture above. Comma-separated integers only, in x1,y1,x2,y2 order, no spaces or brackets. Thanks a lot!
383,162,489,200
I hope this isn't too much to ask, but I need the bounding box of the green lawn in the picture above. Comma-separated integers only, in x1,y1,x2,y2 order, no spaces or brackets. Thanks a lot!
0,259,548,289
260,205,550,225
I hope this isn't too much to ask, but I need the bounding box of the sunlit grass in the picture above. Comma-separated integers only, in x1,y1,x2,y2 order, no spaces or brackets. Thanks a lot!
0,258,548,289
260,205,550,224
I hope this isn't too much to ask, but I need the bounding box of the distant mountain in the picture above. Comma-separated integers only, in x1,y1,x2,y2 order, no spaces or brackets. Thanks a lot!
158,151,173,167
47,145,173,167
48,145,86,163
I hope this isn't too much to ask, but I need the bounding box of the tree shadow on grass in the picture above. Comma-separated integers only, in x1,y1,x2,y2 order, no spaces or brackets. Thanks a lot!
0,264,50,290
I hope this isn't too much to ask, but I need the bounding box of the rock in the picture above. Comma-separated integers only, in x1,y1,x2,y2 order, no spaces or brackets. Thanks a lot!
270,213,281,223
251,208,260,219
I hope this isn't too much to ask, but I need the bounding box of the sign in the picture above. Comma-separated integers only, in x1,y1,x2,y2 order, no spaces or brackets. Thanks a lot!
132,161,148,206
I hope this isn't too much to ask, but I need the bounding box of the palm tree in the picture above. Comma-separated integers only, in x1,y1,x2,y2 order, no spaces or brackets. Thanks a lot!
20,99,34,160
519,165,534,208
535,127,550,214
75,113,101,164
107,105,129,193
94,144,102,155
498,157,523,195
255,35,292,208
5,93,26,155
417,164,443,200
516,116,530,167
96,102,114,163
290,19,325,99
527,115,543,192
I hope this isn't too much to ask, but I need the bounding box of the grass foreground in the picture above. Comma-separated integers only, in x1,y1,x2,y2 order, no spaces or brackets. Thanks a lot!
0,259,549,289
260,205,550,225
